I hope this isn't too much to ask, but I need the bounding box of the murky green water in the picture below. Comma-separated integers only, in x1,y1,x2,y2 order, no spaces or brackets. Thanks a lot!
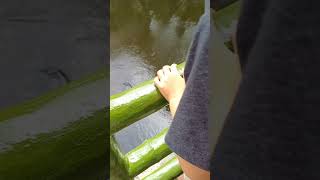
110,0,203,179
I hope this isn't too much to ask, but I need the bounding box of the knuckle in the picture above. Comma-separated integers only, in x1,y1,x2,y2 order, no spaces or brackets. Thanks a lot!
157,82,163,88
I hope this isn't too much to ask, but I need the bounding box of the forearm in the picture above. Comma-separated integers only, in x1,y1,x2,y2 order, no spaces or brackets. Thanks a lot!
154,64,211,179
177,156,210,180
169,96,210,179
169,96,182,117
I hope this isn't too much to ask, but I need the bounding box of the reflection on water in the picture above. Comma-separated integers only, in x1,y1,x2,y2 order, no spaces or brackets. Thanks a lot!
110,0,203,153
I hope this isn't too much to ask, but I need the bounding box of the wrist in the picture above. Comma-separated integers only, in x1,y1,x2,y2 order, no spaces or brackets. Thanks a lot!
169,96,182,106
169,96,181,118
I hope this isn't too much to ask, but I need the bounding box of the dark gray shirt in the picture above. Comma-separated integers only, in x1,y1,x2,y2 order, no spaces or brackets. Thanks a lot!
213,0,320,179
165,12,209,170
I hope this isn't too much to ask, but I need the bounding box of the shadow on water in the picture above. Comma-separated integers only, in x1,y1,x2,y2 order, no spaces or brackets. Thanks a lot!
110,0,204,155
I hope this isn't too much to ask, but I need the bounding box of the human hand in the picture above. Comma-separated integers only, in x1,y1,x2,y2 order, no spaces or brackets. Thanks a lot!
154,64,185,104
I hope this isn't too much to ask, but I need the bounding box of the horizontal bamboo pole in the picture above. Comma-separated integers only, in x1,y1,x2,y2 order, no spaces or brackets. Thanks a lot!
110,128,172,178
125,128,171,177
110,62,185,134
0,69,106,122
0,71,108,180
110,136,126,171
142,156,182,180
0,110,108,180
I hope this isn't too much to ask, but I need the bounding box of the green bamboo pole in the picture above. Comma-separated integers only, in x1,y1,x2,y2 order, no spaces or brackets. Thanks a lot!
109,1,241,178
110,1,241,135
125,128,171,177
0,69,106,122
111,128,172,178
142,156,182,180
110,62,185,134
0,110,108,180
0,71,108,180
110,136,126,170
110,136,132,179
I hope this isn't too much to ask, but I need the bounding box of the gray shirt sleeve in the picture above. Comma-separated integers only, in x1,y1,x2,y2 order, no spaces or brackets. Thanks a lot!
165,12,209,170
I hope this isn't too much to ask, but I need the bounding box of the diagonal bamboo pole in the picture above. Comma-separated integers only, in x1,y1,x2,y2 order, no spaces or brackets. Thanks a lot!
125,128,171,177
142,155,182,180
110,128,171,178
110,62,185,134
110,1,241,135
0,70,108,180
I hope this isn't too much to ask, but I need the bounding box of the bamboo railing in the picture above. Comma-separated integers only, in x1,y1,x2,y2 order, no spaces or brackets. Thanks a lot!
110,1,240,179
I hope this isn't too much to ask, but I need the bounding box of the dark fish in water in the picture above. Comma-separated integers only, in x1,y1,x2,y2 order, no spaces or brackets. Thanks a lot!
40,67,70,83
122,82,133,88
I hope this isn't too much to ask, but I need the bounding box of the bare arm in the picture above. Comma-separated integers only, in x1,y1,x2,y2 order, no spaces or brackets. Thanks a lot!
154,64,185,117
154,64,210,180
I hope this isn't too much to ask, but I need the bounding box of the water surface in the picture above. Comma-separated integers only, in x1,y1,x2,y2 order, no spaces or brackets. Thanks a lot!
110,0,204,153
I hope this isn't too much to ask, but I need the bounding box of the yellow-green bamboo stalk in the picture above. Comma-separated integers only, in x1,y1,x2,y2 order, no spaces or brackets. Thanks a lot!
142,156,182,180
111,128,172,178
110,62,185,134
125,128,171,177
